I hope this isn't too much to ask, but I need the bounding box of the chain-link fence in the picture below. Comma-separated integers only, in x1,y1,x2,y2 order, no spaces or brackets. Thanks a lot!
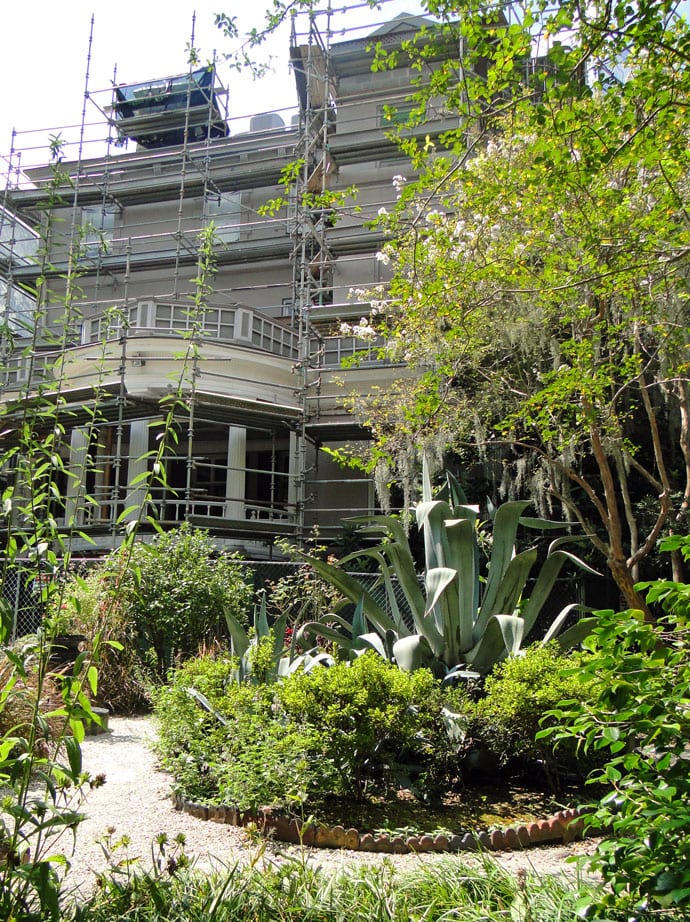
2,562,46,638
3,556,590,643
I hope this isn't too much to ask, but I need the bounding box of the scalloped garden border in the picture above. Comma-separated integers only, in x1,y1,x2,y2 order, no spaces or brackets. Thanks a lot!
172,794,588,853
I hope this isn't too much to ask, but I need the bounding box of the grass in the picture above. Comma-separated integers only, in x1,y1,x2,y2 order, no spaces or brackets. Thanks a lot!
68,846,593,921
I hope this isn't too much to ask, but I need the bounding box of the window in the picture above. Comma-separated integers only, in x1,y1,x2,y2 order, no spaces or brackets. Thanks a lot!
379,103,415,128
205,191,241,243
81,206,117,256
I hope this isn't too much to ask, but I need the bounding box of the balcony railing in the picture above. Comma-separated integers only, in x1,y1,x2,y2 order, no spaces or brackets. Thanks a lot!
81,300,300,359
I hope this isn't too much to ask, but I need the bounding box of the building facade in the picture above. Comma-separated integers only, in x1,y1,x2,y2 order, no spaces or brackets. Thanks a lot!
0,12,456,559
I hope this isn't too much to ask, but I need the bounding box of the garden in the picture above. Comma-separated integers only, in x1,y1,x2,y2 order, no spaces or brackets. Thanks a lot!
1,0,690,917
3,497,690,921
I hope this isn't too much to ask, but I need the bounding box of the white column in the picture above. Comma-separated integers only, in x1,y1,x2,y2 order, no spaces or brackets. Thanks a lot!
124,419,150,523
225,426,246,519
288,430,298,522
64,427,90,526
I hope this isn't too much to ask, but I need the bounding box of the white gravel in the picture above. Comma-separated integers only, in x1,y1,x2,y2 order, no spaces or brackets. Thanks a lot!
55,716,600,902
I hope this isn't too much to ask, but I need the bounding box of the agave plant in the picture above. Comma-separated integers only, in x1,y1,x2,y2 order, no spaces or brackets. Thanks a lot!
224,590,331,683
298,465,598,680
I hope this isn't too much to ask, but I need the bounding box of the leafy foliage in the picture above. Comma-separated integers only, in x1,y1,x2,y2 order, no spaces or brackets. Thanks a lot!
340,2,690,609
275,652,453,801
154,651,456,812
465,643,598,782
539,541,690,916
98,524,252,678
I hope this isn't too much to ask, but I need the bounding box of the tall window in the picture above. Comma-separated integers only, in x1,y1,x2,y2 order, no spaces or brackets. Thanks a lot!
81,205,117,255
205,191,241,243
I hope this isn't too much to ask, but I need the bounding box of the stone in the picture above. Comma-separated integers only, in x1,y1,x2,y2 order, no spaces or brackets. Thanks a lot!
516,825,530,847
458,833,477,851
490,829,506,850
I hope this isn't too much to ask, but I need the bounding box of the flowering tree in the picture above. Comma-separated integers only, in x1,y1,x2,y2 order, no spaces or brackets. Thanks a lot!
338,10,690,610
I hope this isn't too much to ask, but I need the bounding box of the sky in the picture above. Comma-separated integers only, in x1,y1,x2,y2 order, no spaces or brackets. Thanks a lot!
1,0,425,174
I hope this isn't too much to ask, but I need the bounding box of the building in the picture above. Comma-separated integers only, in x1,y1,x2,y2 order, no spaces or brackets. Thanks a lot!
0,10,461,560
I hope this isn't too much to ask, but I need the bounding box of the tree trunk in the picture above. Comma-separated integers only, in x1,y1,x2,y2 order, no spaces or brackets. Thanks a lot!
608,555,651,619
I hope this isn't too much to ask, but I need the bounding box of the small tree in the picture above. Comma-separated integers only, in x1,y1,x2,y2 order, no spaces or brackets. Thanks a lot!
99,524,252,677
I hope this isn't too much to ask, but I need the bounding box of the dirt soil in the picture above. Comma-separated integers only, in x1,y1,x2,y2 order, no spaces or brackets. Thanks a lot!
55,717,602,902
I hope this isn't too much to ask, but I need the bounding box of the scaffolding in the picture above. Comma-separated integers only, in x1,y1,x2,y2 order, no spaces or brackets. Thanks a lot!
0,1,443,556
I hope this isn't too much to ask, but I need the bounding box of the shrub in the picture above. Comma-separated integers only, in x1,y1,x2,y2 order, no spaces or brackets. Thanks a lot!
153,653,331,810
275,653,454,801
154,651,456,812
98,524,252,679
540,601,690,918
463,643,597,783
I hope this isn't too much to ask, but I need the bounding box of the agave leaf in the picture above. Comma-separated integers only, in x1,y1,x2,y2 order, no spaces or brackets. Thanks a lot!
223,608,250,660
416,499,454,570
444,517,478,652
554,616,597,650
423,567,455,657
300,553,397,634
351,595,367,641
521,544,600,638
518,516,576,530
541,602,582,642
332,516,425,625
354,631,392,659
254,591,270,638
442,664,481,685
546,534,602,565
393,633,441,674
271,611,290,663
376,557,411,636
481,501,533,617
303,652,336,672
344,514,410,550
465,614,525,672
297,620,354,649
444,469,470,510
519,551,569,638
475,547,537,638
376,541,426,624
298,612,353,635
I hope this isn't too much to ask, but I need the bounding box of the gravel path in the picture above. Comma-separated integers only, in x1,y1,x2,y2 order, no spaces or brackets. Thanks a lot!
57,716,600,901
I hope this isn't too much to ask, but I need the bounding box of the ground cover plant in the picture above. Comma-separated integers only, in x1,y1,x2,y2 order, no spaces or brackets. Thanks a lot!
69,851,596,922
